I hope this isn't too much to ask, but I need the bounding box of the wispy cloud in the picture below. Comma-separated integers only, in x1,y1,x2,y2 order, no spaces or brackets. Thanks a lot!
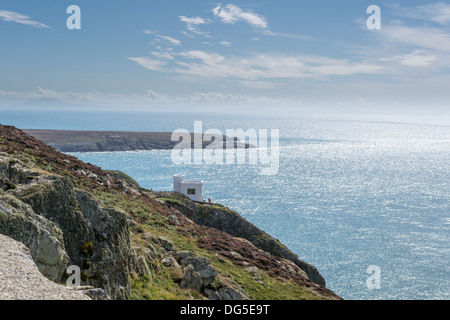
179,16,211,38
181,4,309,42
238,80,283,89
128,57,167,71
351,3,450,72
0,87,298,107
380,50,436,67
380,24,450,53
0,10,50,28
394,2,450,25
158,35,181,46
129,50,382,84
150,51,174,60
213,4,268,29
143,30,181,46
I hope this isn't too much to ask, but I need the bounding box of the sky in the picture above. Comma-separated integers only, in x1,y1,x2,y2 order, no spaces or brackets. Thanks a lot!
1,0,450,114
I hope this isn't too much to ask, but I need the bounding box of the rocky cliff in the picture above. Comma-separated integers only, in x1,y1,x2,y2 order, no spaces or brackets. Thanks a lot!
0,124,341,300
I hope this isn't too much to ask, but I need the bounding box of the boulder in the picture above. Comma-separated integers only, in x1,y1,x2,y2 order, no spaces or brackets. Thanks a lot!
175,251,194,261
179,256,217,286
157,236,174,252
204,289,221,300
216,275,250,300
218,287,248,300
180,265,203,292
161,257,180,268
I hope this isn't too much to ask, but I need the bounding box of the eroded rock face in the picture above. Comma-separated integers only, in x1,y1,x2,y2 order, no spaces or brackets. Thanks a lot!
0,195,68,282
74,191,136,300
0,154,139,300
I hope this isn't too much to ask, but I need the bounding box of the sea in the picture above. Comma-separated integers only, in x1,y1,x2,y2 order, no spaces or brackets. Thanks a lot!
1,108,449,300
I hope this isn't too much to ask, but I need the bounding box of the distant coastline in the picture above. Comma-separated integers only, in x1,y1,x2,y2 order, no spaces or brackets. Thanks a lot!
24,129,253,153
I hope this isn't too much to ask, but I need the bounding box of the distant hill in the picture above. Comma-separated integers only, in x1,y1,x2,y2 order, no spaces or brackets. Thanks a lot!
24,129,254,153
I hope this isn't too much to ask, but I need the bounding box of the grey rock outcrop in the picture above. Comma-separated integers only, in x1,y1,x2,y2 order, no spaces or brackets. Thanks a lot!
175,252,249,300
0,194,68,282
179,256,217,286
0,154,141,300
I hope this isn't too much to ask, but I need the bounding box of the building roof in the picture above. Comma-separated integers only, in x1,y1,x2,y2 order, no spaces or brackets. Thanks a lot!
180,180,204,185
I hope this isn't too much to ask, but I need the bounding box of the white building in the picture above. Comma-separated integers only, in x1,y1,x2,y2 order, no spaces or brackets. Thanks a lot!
173,174,204,202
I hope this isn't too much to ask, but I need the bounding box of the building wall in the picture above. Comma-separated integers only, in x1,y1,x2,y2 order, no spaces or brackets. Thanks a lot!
180,182,204,202
173,174,184,193
173,174,204,202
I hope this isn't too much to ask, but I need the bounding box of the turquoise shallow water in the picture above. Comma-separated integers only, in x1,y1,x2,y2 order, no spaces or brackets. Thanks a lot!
1,109,450,300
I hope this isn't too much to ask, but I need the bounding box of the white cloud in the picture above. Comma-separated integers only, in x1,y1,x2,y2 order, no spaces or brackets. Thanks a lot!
143,30,181,46
179,16,211,38
182,91,296,105
146,90,158,99
239,81,283,89
150,51,174,60
0,87,107,102
213,4,268,29
396,2,450,25
128,57,167,71
156,35,181,46
381,25,450,53
179,16,207,26
178,50,225,64
129,49,383,83
380,51,436,67
220,41,232,47
0,10,50,28
0,87,298,107
310,63,382,76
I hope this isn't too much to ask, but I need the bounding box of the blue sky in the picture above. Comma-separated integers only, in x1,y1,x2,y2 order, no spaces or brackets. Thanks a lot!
1,0,450,113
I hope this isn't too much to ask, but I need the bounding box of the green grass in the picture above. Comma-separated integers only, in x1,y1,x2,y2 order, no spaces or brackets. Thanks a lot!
130,271,194,300
105,170,142,189
158,197,184,207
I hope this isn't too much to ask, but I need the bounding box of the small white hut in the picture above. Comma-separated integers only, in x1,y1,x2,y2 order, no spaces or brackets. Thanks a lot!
173,174,204,202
